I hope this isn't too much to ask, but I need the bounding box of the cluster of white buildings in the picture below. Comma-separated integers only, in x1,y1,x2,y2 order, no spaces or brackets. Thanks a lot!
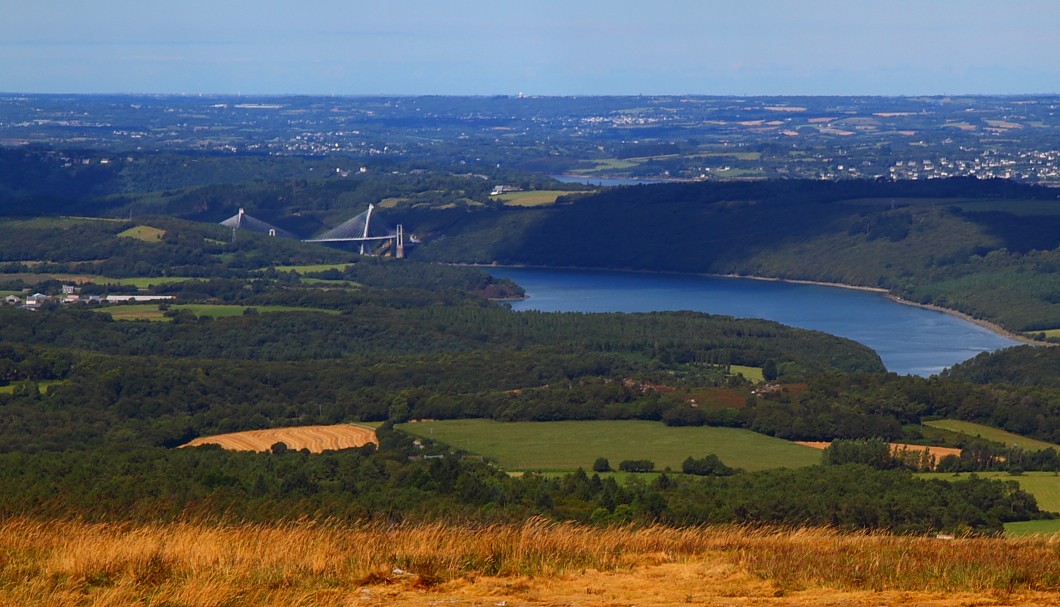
2,288,173,311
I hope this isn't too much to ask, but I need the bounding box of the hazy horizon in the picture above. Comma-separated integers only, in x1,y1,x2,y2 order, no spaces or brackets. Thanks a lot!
3,1,1059,97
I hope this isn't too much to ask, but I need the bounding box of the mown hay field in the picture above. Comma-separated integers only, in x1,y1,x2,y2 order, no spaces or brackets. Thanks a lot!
397,419,821,472
181,424,377,453
1,517,1056,607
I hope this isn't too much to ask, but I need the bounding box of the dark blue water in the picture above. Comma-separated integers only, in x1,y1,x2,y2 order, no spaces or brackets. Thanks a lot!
488,267,1019,376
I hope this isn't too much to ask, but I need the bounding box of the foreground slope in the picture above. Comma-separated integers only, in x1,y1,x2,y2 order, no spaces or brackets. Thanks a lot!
2,518,1056,607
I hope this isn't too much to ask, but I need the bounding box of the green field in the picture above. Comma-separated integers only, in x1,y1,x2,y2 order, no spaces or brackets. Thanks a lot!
919,471,1060,513
947,199,1060,216
924,420,1060,451
0,273,102,285
0,379,66,395
495,190,587,207
729,365,764,382
574,158,640,172
117,225,166,242
0,273,194,289
299,278,362,288
396,419,821,472
1004,519,1060,536
100,303,339,321
105,276,197,288
695,151,762,161
271,264,353,274
0,217,123,230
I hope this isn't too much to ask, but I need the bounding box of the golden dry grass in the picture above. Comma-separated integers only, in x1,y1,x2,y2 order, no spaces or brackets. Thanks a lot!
181,424,377,453
0,517,1056,607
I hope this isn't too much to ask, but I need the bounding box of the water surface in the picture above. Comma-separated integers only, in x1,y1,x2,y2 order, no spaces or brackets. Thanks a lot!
489,267,1019,376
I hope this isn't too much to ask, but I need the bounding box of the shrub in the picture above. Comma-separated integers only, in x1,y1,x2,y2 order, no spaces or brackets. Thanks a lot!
618,459,655,473
681,454,735,476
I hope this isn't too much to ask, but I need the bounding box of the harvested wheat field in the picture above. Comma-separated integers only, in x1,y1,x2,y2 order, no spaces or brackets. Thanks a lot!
797,441,962,462
1,517,1057,607
181,424,377,453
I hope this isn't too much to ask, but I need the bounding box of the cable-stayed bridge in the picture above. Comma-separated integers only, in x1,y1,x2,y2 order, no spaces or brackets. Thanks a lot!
221,204,406,257
303,204,405,257
219,208,297,239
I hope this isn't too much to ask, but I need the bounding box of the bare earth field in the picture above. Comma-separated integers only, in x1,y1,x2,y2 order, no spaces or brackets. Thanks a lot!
1,518,1056,607
181,424,377,453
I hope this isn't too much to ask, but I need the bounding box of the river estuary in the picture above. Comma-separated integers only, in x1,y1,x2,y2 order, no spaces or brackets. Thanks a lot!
488,267,1020,376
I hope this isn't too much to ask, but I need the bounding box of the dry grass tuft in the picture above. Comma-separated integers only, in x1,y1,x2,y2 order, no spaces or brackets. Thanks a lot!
0,517,1056,606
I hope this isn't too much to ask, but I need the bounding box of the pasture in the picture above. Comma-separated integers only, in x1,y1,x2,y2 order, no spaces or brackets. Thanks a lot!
919,471,1060,513
117,225,166,242
924,419,1060,452
396,419,821,472
100,303,339,321
948,199,1060,216
181,424,377,453
103,276,196,288
1005,519,1060,536
0,273,193,288
0,216,123,230
729,364,764,382
0,272,104,285
271,263,352,274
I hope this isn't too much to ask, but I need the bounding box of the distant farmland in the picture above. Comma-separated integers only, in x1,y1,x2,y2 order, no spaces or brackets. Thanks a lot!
397,419,821,472
494,190,588,207
181,424,377,453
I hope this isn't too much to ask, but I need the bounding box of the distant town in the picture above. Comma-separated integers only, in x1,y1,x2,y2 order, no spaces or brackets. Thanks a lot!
2,94,1060,184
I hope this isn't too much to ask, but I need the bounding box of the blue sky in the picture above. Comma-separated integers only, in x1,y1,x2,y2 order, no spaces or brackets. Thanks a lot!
3,0,1058,95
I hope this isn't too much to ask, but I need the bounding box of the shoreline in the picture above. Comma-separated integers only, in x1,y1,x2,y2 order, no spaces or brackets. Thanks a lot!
477,263,1042,348
883,294,1044,347
721,273,1041,346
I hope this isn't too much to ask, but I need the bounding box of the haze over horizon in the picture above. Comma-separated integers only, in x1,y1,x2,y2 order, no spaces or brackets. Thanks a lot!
3,0,1059,97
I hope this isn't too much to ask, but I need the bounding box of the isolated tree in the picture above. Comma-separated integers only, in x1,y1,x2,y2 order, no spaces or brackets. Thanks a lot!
762,359,778,381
